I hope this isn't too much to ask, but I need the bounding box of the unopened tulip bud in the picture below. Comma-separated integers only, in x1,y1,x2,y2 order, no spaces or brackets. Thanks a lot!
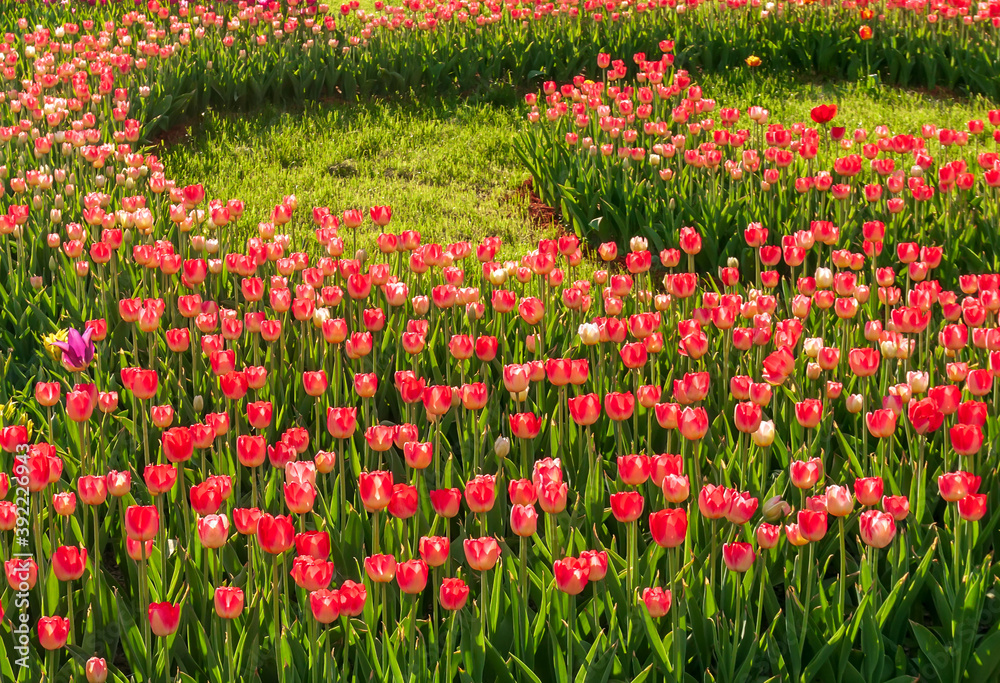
806,362,821,380
846,394,864,414
727,257,739,268
762,495,791,522
355,249,368,264
494,436,510,459
193,395,204,413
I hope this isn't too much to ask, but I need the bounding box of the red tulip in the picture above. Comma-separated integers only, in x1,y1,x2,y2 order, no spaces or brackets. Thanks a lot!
510,504,538,537
339,580,368,616
722,542,756,572
553,556,590,595
958,493,987,521
847,348,880,377
463,537,501,571
52,545,88,582
465,475,497,513
854,477,884,506
939,471,980,502
617,454,650,486
568,393,601,426
291,556,334,592
78,475,108,506
233,508,263,535
124,505,159,542
38,616,70,650
604,392,635,421
537,480,568,514
429,488,462,517
161,427,193,463
326,407,358,439
950,424,984,456
257,514,295,554
734,402,762,433
148,602,181,637
418,536,450,567
678,406,708,440
359,471,393,512
440,578,470,610
798,509,828,542
649,508,687,548
143,465,177,496
859,510,895,548
396,559,429,594
509,412,542,439
610,491,645,522
309,589,342,623
214,587,245,619
865,409,897,438
388,483,419,519
795,399,823,429
641,587,672,617
790,458,823,490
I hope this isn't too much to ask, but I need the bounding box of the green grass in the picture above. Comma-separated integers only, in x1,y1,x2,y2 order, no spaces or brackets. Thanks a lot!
159,97,550,256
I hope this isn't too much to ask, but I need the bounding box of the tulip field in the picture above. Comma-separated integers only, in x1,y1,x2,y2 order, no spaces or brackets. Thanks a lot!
3,1,1000,682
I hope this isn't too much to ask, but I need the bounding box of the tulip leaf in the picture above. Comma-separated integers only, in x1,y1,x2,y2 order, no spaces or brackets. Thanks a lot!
510,654,545,683
909,620,951,682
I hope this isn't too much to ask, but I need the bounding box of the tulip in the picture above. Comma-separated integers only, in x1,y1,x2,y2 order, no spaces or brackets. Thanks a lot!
397,559,429,594
859,510,896,548
642,587,672,617
197,514,230,549
52,545,88,581
882,495,910,521
865,409,897,438
958,494,987,521
722,542,756,572
825,485,854,517
124,505,159,542
440,577,471,610
148,602,181,637
214,587,245,619
465,475,497,513
257,514,295,554
429,488,462,517
950,424,984,456
617,454,651,485
510,504,538,537
38,616,70,650
309,589,342,624
798,510,828,542
508,479,537,505
553,556,590,595
359,471,393,511
86,657,109,683
538,481,568,514
417,536,450,567
464,537,501,571
790,458,823,490
938,471,980,502
649,508,688,548
854,477,884,506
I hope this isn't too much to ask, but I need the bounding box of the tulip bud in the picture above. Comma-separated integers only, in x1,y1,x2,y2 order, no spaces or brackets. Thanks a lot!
193,395,204,413
762,495,791,522
494,436,510,459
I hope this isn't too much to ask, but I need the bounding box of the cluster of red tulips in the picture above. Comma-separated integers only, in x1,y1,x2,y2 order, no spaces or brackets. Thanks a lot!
522,52,1000,268
2,175,999,679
